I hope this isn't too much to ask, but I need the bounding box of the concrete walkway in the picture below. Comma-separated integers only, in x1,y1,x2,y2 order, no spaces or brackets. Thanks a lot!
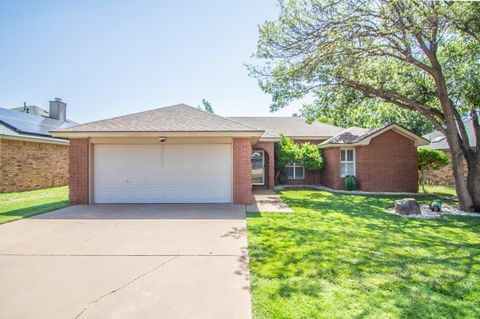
247,189,293,213
0,204,252,319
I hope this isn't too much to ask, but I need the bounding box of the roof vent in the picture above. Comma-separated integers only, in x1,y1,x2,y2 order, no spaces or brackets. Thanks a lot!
431,136,446,143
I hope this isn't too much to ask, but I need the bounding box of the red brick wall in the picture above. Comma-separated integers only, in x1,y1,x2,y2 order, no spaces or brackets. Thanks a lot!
320,148,342,189
253,141,275,189
0,139,69,193
356,130,419,192
320,131,419,192
69,138,89,204
233,138,253,204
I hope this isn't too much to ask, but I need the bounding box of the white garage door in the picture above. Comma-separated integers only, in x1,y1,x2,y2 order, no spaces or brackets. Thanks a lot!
94,144,232,203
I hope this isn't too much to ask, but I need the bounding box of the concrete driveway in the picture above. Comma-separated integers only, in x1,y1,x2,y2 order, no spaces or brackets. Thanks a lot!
0,204,251,319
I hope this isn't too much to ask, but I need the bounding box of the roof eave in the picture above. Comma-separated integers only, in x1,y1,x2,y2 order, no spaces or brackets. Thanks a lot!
289,135,332,140
361,124,430,146
318,143,356,149
0,134,69,145
258,136,282,142
319,124,430,148
50,130,265,139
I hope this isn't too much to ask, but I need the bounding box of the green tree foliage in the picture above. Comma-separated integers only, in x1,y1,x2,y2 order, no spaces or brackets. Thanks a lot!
250,0,480,211
276,134,324,173
418,149,450,193
301,87,434,135
275,134,299,170
299,143,325,170
199,99,214,113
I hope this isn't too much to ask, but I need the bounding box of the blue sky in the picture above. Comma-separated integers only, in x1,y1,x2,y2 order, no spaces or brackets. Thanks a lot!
0,0,301,123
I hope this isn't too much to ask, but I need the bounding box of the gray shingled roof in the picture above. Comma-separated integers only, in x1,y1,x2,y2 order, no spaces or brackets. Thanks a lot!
320,123,429,147
319,126,378,145
55,104,262,132
228,116,344,138
421,119,477,150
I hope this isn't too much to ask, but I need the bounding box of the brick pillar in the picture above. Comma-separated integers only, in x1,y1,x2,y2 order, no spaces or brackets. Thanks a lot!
233,138,253,204
69,138,89,204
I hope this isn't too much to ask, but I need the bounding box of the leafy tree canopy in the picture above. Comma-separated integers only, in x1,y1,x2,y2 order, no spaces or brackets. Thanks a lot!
199,99,214,113
249,0,480,211
301,86,434,135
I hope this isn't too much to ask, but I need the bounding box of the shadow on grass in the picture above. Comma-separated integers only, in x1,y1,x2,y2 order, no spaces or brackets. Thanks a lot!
0,200,69,224
247,190,480,318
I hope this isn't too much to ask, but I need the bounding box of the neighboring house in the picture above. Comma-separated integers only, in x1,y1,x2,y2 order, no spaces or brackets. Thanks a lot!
0,98,76,193
52,104,428,205
421,119,477,185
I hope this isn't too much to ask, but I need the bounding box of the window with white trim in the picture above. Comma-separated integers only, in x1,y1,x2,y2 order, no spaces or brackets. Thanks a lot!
286,163,304,180
340,148,355,177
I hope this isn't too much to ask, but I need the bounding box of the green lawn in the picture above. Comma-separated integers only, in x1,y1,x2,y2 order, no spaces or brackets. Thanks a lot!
423,184,457,197
0,186,69,224
247,189,479,319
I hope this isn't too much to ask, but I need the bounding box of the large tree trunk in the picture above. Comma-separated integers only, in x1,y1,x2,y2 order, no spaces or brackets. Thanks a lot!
448,145,475,211
466,156,480,211
430,59,478,211
442,111,476,211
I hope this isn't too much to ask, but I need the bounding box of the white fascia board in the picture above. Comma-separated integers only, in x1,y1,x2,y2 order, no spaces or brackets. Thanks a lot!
0,134,69,145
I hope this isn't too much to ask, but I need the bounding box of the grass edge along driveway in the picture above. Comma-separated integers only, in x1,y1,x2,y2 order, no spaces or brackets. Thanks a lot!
0,186,69,224
247,188,480,319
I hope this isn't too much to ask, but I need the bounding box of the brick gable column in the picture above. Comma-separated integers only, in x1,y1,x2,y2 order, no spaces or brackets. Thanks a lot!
69,138,89,204
233,138,253,204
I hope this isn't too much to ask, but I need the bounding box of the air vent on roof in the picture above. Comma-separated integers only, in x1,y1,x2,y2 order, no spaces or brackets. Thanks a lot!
431,136,446,143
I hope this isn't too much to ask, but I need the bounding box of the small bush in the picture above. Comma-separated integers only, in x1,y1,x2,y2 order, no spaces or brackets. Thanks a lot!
418,148,450,193
299,143,325,170
344,175,357,191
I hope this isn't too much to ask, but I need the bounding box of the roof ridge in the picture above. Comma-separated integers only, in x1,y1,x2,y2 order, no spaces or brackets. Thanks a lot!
65,103,262,132
228,116,345,129
186,105,262,131
61,103,193,131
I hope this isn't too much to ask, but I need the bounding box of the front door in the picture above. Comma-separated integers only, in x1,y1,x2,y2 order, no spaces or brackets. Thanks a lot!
252,150,264,185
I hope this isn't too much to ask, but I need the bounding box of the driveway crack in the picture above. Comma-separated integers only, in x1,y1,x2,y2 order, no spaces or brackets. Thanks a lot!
74,256,178,319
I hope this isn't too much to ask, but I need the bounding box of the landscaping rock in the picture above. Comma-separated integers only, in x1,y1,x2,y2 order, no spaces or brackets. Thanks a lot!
394,198,421,215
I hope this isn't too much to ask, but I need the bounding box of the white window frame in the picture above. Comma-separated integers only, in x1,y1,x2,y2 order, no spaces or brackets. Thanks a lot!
340,148,356,177
286,163,305,180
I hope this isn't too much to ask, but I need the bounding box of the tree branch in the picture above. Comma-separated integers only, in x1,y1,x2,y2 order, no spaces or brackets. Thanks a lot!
341,79,446,133
452,107,474,159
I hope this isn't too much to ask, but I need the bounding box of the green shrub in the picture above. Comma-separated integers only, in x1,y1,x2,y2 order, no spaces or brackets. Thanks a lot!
418,148,450,193
276,135,325,173
299,143,325,170
275,134,300,170
344,175,357,191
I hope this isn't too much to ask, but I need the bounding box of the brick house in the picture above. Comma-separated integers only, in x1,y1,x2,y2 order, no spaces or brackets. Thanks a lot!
0,99,76,193
52,104,428,205
420,119,476,185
